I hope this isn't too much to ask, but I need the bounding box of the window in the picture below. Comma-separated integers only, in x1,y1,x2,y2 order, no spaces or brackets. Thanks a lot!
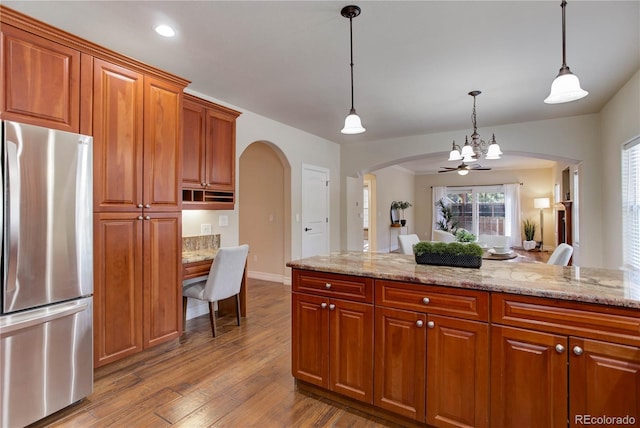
622,136,640,270
444,186,505,235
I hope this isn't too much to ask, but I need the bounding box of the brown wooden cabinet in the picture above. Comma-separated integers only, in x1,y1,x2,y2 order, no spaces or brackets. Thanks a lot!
86,50,184,368
1,24,80,132
569,338,640,427
292,270,374,404
491,293,640,427
93,211,181,367
374,280,489,427
490,325,568,428
182,93,241,209
374,306,426,421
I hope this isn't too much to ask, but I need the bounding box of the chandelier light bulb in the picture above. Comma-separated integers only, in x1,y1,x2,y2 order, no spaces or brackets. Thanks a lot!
458,169,469,176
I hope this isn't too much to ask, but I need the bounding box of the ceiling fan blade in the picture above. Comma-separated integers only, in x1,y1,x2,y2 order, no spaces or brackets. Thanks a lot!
438,169,456,173
439,167,458,171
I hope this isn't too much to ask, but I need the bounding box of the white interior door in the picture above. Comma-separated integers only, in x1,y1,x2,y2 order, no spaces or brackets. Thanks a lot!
302,164,329,258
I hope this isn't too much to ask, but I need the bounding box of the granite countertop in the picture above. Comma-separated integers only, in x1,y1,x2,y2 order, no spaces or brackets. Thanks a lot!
182,249,218,264
286,251,640,310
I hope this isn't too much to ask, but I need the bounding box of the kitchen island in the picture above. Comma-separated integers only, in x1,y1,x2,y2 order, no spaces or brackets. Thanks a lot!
287,251,640,428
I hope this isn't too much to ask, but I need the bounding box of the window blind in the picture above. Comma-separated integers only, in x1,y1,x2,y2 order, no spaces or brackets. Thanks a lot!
622,136,640,270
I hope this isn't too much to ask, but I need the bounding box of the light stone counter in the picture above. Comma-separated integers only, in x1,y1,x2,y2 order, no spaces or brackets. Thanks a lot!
286,251,640,309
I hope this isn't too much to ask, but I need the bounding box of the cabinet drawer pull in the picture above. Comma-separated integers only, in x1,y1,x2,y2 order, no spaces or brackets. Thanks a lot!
416,320,424,328
325,283,331,289
137,204,144,208
144,204,151,208
555,344,565,354
137,216,143,220
145,216,151,220
321,302,327,309
573,346,584,356
329,304,336,311
427,321,435,328
422,297,430,305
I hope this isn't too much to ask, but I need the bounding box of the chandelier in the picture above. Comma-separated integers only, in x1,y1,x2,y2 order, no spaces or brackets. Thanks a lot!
447,90,502,163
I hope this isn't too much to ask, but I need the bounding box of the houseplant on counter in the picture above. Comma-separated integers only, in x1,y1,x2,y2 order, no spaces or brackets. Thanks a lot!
413,241,484,268
522,218,537,251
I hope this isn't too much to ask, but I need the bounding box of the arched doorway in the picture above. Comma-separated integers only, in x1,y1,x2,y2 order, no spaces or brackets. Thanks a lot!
239,141,291,283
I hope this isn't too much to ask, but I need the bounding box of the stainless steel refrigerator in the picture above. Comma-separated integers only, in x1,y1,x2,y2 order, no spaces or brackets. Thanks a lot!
0,120,93,428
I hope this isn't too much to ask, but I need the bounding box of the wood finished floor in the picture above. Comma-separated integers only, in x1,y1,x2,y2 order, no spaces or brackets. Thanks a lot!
28,278,401,428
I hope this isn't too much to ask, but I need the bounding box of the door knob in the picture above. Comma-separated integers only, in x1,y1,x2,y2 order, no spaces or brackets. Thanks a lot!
555,344,565,354
321,303,327,309
416,320,424,328
573,346,584,356
304,227,312,232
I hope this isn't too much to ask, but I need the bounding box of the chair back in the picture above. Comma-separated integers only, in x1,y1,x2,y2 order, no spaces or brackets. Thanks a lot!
547,243,573,266
433,230,456,243
398,234,420,254
203,244,249,301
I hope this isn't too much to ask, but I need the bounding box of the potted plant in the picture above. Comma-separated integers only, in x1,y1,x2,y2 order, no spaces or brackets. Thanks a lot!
397,201,412,226
435,198,459,234
413,241,483,268
522,218,537,251
455,228,476,243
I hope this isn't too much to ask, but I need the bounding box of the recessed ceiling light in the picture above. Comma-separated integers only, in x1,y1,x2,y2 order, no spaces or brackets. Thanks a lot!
155,24,175,38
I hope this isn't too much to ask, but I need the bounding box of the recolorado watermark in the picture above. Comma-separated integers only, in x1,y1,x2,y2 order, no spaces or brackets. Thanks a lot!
575,414,636,425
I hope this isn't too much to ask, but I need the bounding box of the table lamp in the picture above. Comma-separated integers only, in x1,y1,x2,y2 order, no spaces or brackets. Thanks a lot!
534,197,551,251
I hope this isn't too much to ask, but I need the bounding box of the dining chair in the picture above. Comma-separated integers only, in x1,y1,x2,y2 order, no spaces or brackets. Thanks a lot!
547,243,573,266
433,230,456,243
398,234,420,254
182,244,249,337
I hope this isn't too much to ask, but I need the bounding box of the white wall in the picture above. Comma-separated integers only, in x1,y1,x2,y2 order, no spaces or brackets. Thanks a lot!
369,166,416,253
600,69,640,269
183,90,341,282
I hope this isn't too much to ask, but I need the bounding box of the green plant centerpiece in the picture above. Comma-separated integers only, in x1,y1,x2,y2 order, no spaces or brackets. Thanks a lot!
455,229,476,243
392,200,412,226
522,218,537,250
413,241,484,268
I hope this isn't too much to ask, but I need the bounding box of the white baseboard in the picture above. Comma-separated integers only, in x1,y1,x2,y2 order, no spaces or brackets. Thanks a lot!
248,270,287,284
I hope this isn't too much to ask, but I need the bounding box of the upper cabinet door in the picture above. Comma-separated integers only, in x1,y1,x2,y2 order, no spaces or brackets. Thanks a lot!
143,76,182,211
205,108,236,191
182,97,206,188
1,24,80,132
91,58,144,212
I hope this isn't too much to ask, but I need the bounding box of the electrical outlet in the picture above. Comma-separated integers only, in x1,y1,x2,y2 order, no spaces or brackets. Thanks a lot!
219,215,229,227
253,254,258,262
200,224,211,235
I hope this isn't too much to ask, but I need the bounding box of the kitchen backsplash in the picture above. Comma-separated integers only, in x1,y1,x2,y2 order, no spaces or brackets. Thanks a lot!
182,234,221,252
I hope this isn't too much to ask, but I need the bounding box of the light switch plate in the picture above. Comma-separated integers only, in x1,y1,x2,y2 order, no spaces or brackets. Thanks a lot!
201,224,211,235
219,215,229,227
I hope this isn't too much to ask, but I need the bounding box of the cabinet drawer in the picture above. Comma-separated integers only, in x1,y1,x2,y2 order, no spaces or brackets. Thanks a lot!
182,260,212,280
491,293,640,346
293,269,373,303
375,280,489,321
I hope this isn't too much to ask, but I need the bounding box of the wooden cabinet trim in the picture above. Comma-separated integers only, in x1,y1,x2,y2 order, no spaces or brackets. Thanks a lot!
292,269,373,303
1,5,190,88
492,293,640,347
375,279,489,321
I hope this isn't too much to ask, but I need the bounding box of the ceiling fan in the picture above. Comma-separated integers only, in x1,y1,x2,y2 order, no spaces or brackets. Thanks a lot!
438,163,491,175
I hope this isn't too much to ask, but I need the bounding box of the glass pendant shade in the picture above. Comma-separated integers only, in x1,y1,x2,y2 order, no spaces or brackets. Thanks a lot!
544,72,588,104
448,149,462,161
462,155,475,164
341,109,365,134
460,142,474,158
457,169,469,176
485,138,503,160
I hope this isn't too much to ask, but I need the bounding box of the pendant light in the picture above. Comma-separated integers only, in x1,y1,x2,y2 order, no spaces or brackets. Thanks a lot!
340,5,365,134
544,0,588,104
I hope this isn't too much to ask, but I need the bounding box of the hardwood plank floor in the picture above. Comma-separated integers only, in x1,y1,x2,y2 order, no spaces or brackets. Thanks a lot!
28,278,402,428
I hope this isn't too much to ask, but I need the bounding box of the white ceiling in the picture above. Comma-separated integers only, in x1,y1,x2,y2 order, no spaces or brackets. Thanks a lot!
6,1,639,173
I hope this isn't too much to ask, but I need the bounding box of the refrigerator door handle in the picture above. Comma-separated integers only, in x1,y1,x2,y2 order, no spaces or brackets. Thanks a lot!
4,136,19,298
0,301,88,336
